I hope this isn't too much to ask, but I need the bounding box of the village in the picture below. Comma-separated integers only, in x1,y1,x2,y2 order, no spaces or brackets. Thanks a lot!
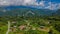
0,16,60,34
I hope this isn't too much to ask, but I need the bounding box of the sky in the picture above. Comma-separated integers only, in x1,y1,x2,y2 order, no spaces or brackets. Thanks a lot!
0,0,60,10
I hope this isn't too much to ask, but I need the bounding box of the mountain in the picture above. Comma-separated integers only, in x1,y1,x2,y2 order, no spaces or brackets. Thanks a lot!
53,9,60,16
0,6,57,17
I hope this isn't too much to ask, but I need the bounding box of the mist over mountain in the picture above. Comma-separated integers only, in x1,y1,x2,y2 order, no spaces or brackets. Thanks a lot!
0,6,59,17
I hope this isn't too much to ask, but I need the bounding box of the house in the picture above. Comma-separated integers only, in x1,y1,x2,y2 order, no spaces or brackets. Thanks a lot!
18,25,26,30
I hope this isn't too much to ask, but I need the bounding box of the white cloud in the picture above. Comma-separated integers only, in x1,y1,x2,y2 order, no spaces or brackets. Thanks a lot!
57,3,60,9
39,1,45,6
22,0,36,6
0,0,60,10
0,0,45,6
45,2,60,10
0,0,36,6
0,0,9,6
45,3,56,10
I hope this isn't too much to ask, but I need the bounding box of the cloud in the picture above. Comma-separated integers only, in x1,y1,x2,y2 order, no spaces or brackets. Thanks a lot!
0,0,9,6
38,1,45,6
0,0,45,6
57,3,60,9
0,0,60,10
0,0,36,6
45,2,60,10
45,2,55,10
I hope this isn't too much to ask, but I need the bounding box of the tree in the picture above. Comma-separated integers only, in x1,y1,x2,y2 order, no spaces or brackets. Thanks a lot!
48,29,53,34
54,24,60,32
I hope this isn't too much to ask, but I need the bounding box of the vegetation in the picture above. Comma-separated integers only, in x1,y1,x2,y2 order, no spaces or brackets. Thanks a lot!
0,7,60,34
0,16,60,34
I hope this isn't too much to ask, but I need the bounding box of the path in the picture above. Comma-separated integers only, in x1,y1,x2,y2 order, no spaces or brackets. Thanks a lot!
6,21,10,34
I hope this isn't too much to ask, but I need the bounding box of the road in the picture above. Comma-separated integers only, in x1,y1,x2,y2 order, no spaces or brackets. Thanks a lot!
6,21,10,34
